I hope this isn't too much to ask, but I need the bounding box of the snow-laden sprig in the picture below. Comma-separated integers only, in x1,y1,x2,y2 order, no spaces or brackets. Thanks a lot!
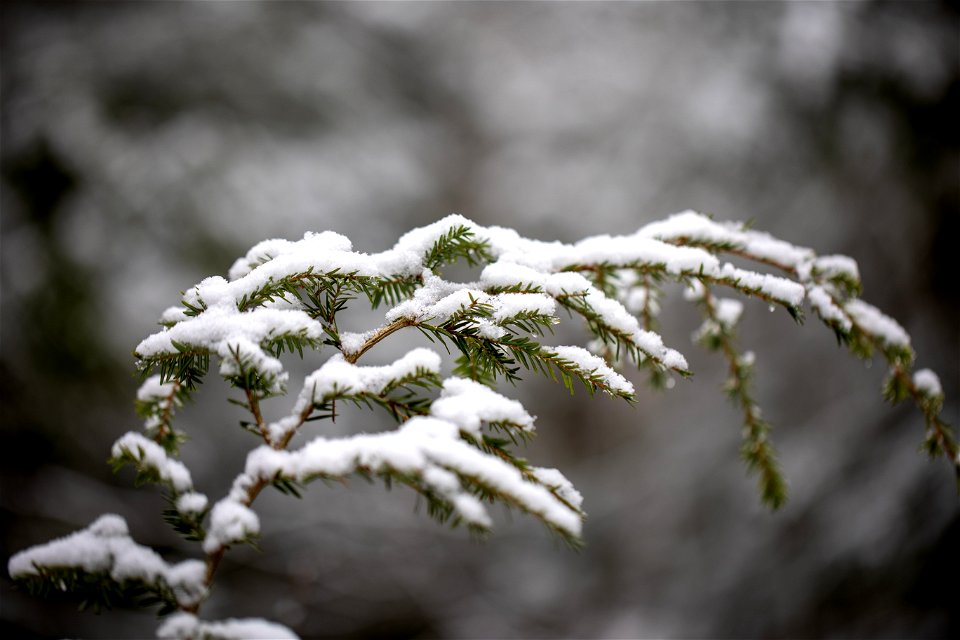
233,382,584,545
157,612,299,640
111,432,194,493
644,210,957,481
8,515,206,615
194,367,585,569
109,430,209,542
14,211,956,638
266,348,444,446
136,304,325,393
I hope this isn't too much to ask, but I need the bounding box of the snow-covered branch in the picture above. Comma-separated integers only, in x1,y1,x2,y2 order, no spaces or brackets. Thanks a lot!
11,212,956,639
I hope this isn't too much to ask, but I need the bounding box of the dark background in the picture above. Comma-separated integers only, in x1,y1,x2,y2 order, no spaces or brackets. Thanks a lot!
2,1,958,638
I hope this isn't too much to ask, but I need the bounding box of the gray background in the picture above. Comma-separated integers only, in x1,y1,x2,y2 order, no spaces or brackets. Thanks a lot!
2,1,957,638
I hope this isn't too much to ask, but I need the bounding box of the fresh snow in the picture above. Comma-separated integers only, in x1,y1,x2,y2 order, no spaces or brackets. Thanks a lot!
157,612,300,640
137,374,178,404
267,348,442,444
137,306,322,359
806,254,860,283
112,432,194,494
806,285,852,331
430,377,536,435
338,329,376,357
385,275,557,327
639,210,815,269
479,262,592,296
203,499,260,554
547,345,635,396
531,467,584,510
913,369,943,398
579,286,689,372
844,299,912,349
247,410,583,536
558,234,720,275
491,292,556,322
8,515,207,608
137,305,323,392
718,263,805,308
227,231,354,281
176,492,209,515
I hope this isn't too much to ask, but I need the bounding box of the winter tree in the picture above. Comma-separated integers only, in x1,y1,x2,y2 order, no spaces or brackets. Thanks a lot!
8,213,956,639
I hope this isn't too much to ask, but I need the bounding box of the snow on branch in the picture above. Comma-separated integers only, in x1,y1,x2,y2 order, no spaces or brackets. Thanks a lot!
111,432,195,493
158,612,299,640
8,515,207,613
639,209,817,270
244,412,583,540
644,210,955,483
11,211,956,638
266,348,443,445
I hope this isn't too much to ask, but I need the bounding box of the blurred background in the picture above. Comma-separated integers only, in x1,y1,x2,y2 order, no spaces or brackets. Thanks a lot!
2,1,957,638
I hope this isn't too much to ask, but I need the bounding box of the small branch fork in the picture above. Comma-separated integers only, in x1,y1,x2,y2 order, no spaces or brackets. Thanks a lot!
190,316,420,614
343,318,414,364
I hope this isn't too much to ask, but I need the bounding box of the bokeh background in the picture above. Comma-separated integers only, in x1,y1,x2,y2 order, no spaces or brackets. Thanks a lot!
2,1,957,638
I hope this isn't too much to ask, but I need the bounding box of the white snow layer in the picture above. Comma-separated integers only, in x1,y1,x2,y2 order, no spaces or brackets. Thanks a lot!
385,273,558,327
247,411,582,537
806,285,852,332
807,254,860,283
718,263,805,308
639,210,816,269
913,369,943,398
431,377,536,434
8,515,206,608
480,262,592,296
579,286,689,371
546,345,635,396
137,374,178,404
112,432,194,494
531,467,584,510
267,348,442,444
141,212,838,411
176,492,209,515
338,329,376,357
203,498,261,554
137,304,323,392
844,299,912,349
137,305,322,359
157,612,300,640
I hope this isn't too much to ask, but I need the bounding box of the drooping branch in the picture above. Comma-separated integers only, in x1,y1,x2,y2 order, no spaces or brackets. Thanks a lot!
12,212,956,638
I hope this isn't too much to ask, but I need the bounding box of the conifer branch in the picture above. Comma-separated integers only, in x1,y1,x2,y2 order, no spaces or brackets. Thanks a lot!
555,292,689,376
694,285,787,509
650,212,957,480
13,212,956,638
